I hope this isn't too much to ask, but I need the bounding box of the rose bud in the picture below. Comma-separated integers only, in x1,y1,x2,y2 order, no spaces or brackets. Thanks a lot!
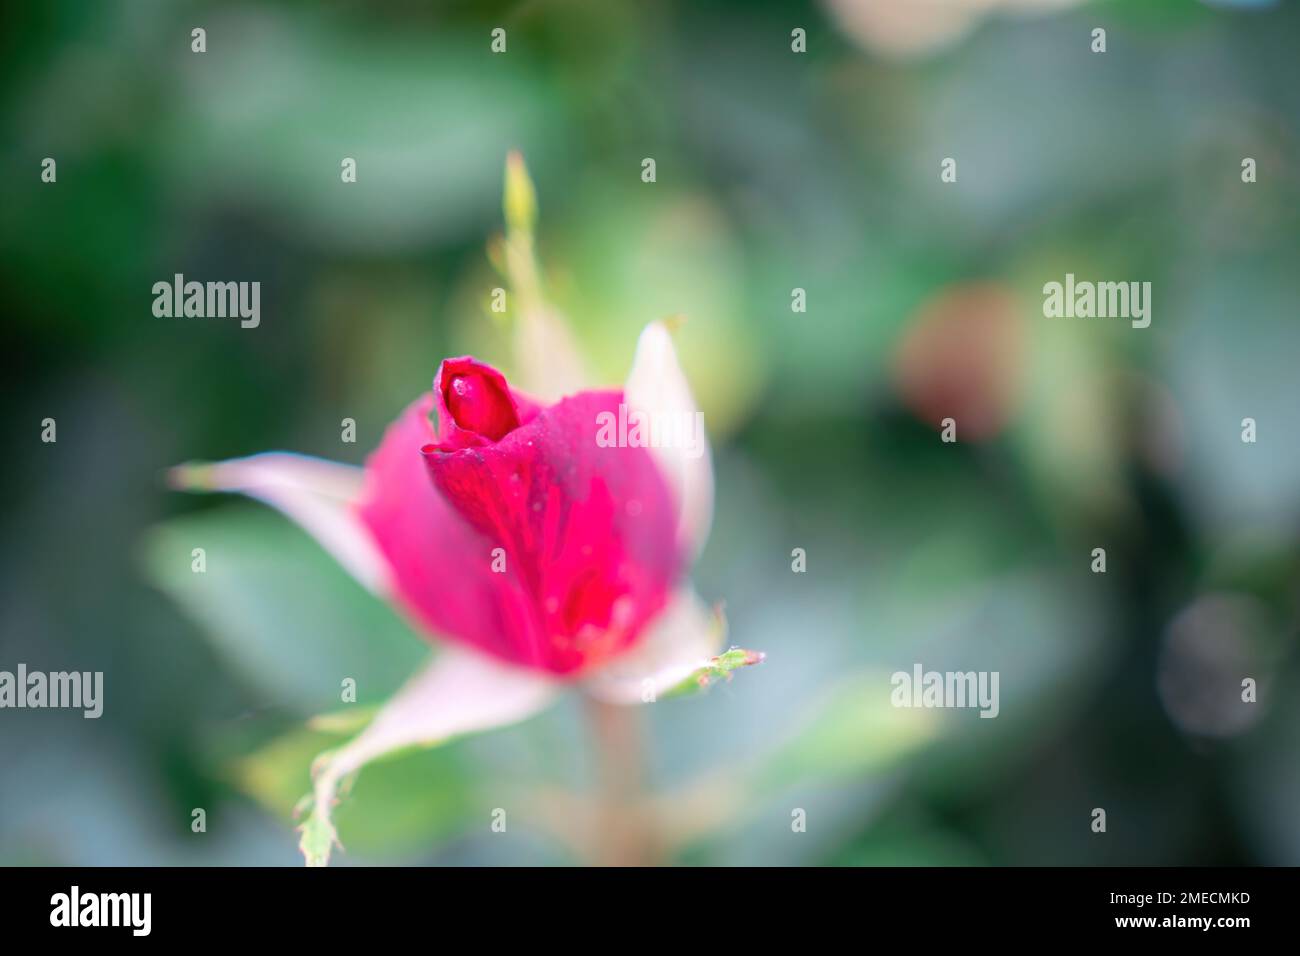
167,319,755,867
356,357,681,675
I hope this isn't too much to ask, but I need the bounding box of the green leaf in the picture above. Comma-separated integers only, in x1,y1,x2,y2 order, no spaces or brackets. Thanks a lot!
235,722,481,864
753,672,941,792
141,505,427,714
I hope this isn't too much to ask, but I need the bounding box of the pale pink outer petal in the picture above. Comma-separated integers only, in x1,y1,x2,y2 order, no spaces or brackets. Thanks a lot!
168,453,391,595
304,647,557,865
583,588,722,705
623,321,715,558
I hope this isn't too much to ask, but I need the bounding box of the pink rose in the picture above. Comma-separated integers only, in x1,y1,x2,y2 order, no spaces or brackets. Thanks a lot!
357,356,682,675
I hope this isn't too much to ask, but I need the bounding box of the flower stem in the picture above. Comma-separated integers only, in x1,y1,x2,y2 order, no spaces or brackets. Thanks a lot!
583,695,659,866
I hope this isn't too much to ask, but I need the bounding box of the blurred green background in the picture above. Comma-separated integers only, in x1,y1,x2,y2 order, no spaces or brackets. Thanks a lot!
2,0,1298,866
